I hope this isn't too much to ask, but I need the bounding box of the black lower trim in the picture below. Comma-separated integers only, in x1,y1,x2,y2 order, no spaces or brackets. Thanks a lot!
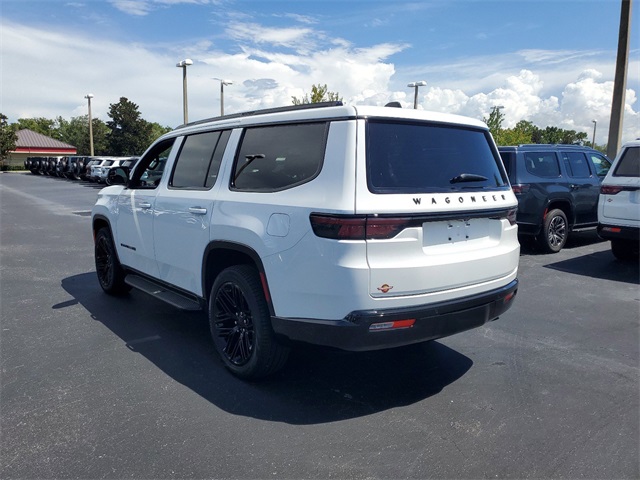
271,280,518,351
597,223,640,242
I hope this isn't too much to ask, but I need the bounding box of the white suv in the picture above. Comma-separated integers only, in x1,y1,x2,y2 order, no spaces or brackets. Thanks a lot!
598,140,640,260
92,102,520,379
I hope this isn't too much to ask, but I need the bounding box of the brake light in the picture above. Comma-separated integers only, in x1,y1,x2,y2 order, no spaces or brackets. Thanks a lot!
309,215,366,240
309,214,413,240
511,184,530,194
600,185,623,195
506,208,518,226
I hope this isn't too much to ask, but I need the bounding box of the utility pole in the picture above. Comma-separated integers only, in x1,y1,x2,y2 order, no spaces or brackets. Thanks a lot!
607,0,632,159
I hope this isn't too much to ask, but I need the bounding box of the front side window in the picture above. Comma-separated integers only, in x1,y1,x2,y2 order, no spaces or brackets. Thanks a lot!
523,152,560,178
367,120,508,193
589,153,611,178
170,131,229,189
130,138,176,189
232,123,327,191
613,146,640,178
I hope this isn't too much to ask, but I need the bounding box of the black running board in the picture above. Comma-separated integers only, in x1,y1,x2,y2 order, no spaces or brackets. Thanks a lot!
125,274,202,311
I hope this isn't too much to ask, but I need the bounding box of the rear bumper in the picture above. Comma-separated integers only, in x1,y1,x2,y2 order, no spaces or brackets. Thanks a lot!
597,223,640,242
271,279,518,351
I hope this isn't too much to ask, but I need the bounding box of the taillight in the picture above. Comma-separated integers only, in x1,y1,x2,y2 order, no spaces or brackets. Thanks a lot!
511,184,530,194
309,215,366,240
506,208,518,226
601,185,623,195
310,214,413,240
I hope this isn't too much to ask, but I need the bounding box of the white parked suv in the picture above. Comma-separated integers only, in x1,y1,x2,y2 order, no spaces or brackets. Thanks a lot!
597,140,640,260
92,102,520,379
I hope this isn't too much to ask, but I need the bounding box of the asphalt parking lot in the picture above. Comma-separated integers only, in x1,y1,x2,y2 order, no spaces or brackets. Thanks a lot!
1,171,638,479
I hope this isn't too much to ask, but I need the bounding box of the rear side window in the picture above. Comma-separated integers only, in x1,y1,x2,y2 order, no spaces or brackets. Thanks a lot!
523,152,560,178
367,120,508,194
613,146,640,177
233,123,327,192
170,130,230,189
562,152,591,178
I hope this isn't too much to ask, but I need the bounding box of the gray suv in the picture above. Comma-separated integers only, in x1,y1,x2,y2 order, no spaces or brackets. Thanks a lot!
498,144,611,252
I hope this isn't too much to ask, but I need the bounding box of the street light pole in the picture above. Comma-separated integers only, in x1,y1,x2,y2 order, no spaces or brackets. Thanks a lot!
176,59,193,124
213,78,233,116
407,81,427,109
85,94,94,156
592,120,597,148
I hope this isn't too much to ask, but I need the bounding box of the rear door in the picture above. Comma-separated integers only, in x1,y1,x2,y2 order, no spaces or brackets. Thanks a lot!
355,118,519,298
601,144,640,224
154,130,231,296
561,151,599,225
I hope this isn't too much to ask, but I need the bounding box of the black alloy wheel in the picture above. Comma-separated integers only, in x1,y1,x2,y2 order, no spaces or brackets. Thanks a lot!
209,265,289,379
94,228,130,295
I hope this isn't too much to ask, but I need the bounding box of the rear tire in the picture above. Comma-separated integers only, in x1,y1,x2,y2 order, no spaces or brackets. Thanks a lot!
611,239,640,261
537,209,568,253
209,265,289,380
94,228,130,295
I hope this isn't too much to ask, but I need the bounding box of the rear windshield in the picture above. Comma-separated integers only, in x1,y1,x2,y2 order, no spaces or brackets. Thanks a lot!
613,146,639,178
367,120,508,194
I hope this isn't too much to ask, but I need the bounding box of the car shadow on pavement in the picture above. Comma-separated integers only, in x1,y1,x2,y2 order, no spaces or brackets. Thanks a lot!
544,250,639,285
61,272,473,424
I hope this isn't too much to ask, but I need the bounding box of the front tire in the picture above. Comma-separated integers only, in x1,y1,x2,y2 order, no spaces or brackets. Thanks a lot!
209,265,289,380
94,228,130,295
538,209,568,253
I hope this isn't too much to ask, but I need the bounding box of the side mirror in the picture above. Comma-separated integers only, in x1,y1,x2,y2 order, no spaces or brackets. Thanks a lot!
106,166,130,186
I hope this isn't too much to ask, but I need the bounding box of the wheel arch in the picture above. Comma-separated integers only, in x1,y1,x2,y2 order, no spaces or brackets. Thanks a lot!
202,242,274,315
544,199,574,228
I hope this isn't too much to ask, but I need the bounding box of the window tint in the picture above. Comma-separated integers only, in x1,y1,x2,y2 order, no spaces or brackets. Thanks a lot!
589,153,611,177
130,138,176,189
233,123,326,191
171,131,225,189
613,146,640,178
524,152,560,178
563,152,591,178
367,121,507,193
205,130,231,188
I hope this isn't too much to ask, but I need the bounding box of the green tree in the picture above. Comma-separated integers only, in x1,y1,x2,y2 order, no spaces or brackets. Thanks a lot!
483,106,506,144
0,114,18,165
497,120,536,146
15,117,58,138
149,122,172,143
106,97,153,156
292,84,343,105
56,115,108,155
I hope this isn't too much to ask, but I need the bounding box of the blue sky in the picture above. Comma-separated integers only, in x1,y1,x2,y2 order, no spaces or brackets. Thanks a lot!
1,0,638,144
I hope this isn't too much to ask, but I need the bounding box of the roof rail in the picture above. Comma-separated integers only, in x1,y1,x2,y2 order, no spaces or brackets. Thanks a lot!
175,101,344,130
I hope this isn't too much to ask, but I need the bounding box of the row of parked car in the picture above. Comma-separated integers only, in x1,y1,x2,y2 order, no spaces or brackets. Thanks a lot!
497,141,639,260
23,140,639,261
24,155,139,184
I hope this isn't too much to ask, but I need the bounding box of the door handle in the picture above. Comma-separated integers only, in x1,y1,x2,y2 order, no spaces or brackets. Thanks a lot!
139,202,152,209
189,207,207,215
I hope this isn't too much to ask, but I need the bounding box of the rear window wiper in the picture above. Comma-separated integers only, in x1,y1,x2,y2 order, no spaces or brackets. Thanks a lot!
450,173,488,184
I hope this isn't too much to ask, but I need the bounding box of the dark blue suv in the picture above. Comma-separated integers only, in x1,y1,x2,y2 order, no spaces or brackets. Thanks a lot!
498,145,612,253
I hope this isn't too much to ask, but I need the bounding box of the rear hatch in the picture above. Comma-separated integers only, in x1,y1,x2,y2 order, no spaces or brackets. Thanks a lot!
356,117,519,298
601,144,640,223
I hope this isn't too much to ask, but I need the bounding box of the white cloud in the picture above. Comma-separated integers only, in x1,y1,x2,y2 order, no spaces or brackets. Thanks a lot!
1,21,637,149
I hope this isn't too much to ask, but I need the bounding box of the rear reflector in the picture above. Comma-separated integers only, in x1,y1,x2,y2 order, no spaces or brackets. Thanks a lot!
601,226,622,233
369,319,415,331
